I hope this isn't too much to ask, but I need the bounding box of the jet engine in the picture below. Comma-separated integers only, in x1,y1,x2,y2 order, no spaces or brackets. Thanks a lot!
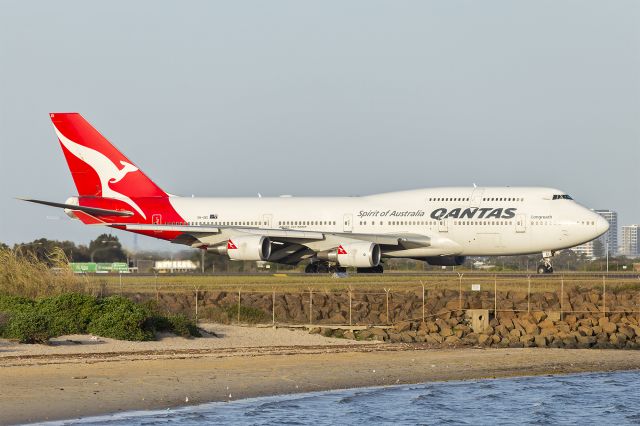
209,235,271,261
424,256,466,266
319,242,381,268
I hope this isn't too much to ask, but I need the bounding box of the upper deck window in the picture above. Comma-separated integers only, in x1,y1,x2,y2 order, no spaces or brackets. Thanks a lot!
552,194,573,200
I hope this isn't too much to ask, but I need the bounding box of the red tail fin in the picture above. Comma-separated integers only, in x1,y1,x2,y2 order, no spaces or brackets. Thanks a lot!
50,113,166,199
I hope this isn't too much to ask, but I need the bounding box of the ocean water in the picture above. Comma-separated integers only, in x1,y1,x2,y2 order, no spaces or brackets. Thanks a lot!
43,370,640,425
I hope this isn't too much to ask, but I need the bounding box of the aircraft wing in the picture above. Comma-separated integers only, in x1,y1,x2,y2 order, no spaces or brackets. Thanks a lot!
114,223,431,249
18,198,135,217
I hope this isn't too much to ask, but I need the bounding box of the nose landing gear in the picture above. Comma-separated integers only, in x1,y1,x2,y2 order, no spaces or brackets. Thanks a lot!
537,251,555,274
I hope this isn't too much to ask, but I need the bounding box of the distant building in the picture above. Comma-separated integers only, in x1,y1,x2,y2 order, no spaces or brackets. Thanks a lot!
595,210,618,256
621,225,640,258
571,209,618,259
154,260,198,273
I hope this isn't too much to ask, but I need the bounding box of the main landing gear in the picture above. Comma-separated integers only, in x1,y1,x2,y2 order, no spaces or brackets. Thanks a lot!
304,261,346,274
537,251,555,274
356,265,384,274
304,262,384,274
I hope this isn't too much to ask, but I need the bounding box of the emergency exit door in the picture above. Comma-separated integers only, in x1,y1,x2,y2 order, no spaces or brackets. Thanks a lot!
343,214,353,232
515,214,526,233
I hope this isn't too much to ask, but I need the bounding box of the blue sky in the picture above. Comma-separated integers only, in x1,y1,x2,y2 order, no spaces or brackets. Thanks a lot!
0,1,638,250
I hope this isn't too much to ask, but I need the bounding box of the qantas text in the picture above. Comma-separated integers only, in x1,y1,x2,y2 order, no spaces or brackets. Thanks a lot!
430,207,517,220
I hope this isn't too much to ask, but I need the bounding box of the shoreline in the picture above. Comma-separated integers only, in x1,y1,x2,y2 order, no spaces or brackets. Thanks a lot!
1,327,640,424
33,369,640,425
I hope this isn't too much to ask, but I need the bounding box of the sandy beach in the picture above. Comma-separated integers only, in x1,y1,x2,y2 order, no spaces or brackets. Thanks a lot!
1,324,639,425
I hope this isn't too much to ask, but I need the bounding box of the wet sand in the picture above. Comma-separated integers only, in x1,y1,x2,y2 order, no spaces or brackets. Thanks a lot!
1,325,639,425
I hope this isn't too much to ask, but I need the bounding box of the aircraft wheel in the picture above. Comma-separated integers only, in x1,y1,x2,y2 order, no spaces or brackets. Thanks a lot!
305,263,318,274
357,265,384,274
537,265,547,274
317,263,329,274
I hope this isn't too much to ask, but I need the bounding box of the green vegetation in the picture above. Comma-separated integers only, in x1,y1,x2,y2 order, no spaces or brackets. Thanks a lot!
0,247,86,298
0,293,200,344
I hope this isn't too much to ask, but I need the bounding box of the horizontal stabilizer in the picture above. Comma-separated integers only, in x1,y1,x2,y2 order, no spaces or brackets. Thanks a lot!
18,198,134,217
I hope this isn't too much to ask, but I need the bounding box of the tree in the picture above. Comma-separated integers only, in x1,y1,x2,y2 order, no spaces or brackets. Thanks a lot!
592,239,605,259
88,234,127,263
13,238,89,264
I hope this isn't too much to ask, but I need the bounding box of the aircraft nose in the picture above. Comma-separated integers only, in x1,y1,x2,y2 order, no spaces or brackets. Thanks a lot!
595,214,609,237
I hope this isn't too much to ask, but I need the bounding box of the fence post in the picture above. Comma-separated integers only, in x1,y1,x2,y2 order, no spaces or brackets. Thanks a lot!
348,287,352,326
384,288,390,325
237,289,241,324
272,289,276,326
527,275,531,313
309,288,313,325
602,275,606,318
119,273,122,295
560,275,564,321
421,281,425,323
194,285,200,325
154,274,159,303
457,273,464,311
494,275,497,319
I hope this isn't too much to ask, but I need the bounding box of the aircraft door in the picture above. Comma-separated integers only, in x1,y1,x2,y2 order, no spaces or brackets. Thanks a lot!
438,218,448,232
515,214,526,233
470,188,484,208
262,214,273,228
343,214,353,232
152,214,162,233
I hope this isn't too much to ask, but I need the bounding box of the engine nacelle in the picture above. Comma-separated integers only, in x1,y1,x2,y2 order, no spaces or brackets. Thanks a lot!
322,242,381,268
63,196,80,219
210,236,271,261
425,256,466,266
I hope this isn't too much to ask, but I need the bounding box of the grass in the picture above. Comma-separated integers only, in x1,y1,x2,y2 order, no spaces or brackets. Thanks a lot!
0,247,86,298
92,273,637,295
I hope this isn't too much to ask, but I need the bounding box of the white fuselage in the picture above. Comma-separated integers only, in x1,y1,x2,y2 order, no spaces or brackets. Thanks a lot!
167,187,608,258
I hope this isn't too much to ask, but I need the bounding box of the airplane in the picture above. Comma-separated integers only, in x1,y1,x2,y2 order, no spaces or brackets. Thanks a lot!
21,113,610,274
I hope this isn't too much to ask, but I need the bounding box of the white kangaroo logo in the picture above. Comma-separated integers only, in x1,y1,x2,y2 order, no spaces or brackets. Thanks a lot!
54,126,147,219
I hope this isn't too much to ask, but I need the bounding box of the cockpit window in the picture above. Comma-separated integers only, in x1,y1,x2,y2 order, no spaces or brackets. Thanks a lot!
552,194,573,200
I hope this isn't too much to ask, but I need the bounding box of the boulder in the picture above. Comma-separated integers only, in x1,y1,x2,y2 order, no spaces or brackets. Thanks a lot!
577,326,593,336
426,333,443,345
394,320,411,333
534,335,547,347
618,325,636,340
387,332,402,342
532,311,547,323
539,319,555,329
369,328,388,341
576,335,596,347
610,333,627,347
520,334,535,346
478,334,491,346
444,335,460,345
400,331,416,343
343,330,355,340
509,329,522,339
602,321,617,335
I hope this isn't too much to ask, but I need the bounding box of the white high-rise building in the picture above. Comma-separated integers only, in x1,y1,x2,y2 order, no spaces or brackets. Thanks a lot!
595,210,618,256
571,209,618,259
621,225,640,258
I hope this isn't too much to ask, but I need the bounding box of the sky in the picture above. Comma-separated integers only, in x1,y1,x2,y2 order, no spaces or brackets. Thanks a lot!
0,1,638,251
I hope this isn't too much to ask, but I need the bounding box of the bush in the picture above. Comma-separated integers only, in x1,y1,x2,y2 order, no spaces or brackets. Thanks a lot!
0,293,201,343
167,314,201,338
87,296,155,341
37,293,98,336
2,308,52,343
